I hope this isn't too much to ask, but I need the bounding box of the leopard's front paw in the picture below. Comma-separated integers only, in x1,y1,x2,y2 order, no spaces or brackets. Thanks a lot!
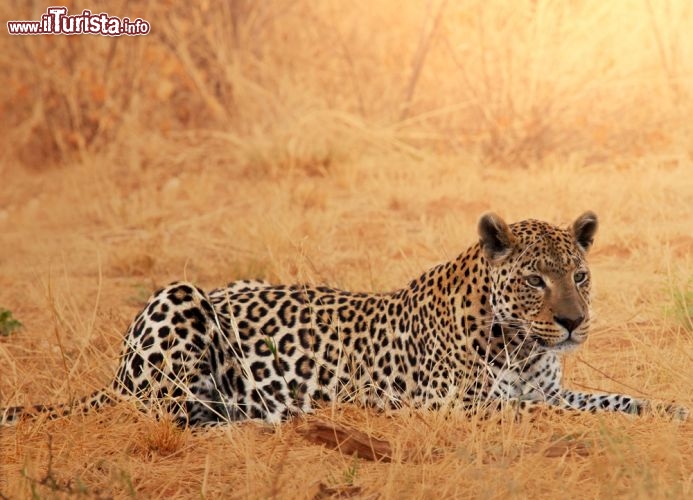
661,403,689,422
638,401,689,421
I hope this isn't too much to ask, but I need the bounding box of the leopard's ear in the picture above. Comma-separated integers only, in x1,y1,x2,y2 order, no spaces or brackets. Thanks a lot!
572,211,598,252
478,213,515,263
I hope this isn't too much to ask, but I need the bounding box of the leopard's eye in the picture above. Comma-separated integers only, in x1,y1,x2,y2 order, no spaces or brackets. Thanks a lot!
574,270,588,284
525,275,545,288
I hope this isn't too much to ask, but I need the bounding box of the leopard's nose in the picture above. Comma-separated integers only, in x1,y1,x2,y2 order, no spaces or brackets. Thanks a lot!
554,315,584,333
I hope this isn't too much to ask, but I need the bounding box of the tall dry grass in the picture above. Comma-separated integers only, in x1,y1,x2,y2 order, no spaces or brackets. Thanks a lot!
3,0,693,172
0,0,692,498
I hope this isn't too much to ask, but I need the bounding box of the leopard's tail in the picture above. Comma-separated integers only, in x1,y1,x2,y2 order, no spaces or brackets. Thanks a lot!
0,389,118,427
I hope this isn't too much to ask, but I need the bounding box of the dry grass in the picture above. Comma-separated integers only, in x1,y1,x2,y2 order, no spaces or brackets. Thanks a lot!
1,0,692,498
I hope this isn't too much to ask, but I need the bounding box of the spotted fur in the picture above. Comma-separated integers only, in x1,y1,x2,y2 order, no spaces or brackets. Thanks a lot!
1,213,687,426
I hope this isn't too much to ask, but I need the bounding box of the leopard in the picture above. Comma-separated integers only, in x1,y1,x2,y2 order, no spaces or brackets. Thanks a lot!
1,212,688,427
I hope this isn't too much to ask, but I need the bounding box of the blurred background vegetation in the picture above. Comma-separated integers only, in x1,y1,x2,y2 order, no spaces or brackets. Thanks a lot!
2,0,692,173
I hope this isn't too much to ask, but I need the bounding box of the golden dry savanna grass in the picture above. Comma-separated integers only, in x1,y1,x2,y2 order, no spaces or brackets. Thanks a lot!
1,0,692,498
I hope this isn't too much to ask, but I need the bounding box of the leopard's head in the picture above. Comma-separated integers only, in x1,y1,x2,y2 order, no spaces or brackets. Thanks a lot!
478,212,598,352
